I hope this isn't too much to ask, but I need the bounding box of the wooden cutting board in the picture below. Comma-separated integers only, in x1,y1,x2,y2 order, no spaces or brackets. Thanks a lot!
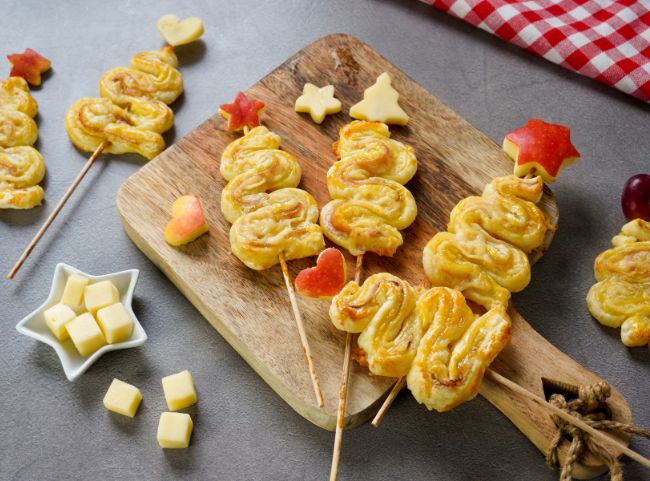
116,34,631,478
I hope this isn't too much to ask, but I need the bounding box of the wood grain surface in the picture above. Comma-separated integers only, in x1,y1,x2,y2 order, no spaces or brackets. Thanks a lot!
116,34,631,477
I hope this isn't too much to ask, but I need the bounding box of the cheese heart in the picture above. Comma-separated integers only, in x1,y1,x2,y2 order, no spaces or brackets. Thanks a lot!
295,248,347,299
157,14,204,47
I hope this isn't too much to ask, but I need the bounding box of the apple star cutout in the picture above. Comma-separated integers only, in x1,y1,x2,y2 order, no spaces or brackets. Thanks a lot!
219,91,265,132
350,72,409,125
7,48,51,86
295,247,347,299
157,14,205,47
16,263,146,381
503,119,580,183
294,83,342,124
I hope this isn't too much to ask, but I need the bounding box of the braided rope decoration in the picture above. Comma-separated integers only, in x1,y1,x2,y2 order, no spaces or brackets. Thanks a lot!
65,47,180,160
546,381,650,481
330,273,511,411
221,126,324,270
0,77,45,209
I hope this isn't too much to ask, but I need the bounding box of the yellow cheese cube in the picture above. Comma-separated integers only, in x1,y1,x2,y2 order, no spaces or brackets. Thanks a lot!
103,379,142,417
96,302,134,344
66,312,106,357
43,303,76,341
61,274,90,308
162,370,197,411
157,412,193,448
84,280,120,314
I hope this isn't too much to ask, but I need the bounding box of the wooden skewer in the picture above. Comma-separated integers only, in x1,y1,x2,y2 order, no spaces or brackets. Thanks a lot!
373,369,650,469
7,141,108,279
329,254,364,481
372,376,406,428
484,369,650,470
278,253,324,408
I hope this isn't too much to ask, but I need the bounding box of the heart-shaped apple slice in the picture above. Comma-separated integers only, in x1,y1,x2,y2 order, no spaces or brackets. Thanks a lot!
164,195,209,246
295,248,347,299
157,14,204,47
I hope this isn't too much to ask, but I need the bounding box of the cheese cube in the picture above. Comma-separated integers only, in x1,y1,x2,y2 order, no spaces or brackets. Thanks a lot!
66,312,106,356
61,274,89,308
43,303,76,341
84,280,120,314
157,412,193,448
96,302,134,344
162,370,197,411
103,379,142,417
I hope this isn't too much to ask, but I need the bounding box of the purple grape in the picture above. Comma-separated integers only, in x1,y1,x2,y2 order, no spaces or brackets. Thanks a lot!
622,174,650,221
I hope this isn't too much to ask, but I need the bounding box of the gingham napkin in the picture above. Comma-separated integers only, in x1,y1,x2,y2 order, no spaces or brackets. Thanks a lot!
421,0,650,102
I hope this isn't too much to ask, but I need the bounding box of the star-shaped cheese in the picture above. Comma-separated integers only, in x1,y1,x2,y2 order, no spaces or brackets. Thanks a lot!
503,119,580,183
294,83,341,124
219,91,265,132
349,72,409,126
7,48,51,86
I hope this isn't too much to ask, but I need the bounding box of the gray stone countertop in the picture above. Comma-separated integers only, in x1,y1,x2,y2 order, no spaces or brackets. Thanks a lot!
1,1,648,480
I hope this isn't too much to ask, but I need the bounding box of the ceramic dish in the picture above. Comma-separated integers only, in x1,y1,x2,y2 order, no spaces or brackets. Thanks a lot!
16,263,146,381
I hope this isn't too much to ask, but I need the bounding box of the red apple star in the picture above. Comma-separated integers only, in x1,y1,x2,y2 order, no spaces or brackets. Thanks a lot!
7,48,51,86
503,119,580,183
218,91,265,132
295,248,347,300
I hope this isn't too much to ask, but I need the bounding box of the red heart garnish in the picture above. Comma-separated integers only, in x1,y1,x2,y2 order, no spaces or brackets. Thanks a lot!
219,91,265,132
503,119,580,183
7,48,51,86
295,248,347,299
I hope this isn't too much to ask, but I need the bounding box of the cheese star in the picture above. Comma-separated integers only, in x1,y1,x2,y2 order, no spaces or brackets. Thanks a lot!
219,91,265,132
349,72,409,126
7,48,51,86
294,83,341,124
503,119,580,183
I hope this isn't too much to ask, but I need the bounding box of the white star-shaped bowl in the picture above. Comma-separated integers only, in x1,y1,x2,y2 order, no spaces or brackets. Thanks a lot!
16,263,147,381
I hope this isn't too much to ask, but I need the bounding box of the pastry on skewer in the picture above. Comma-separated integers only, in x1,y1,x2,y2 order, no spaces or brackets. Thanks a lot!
220,123,325,406
331,273,511,411
320,120,417,256
317,119,417,481
8,17,204,278
587,218,650,350
0,77,45,209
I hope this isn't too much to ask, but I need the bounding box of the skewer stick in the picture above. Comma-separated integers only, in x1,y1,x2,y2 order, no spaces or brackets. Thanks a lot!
372,376,406,428
484,369,650,470
330,254,364,481
7,141,108,279
374,369,650,469
278,253,324,408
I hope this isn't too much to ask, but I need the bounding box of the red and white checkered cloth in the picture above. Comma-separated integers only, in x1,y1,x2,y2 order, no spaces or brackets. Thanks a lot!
421,0,650,102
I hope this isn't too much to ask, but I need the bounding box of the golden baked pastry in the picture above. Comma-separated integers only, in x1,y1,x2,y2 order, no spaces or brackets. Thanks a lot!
65,97,172,160
0,77,38,118
330,273,511,411
407,289,510,411
330,273,418,376
423,175,550,309
99,47,183,107
220,126,301,223
222,127,324,270
319,120,417,257
66,47,180,159
0,78,45,208
0,110,38,148
587,219,650,349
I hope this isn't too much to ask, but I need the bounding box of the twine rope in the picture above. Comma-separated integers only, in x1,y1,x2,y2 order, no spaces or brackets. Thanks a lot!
545,382,650,481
